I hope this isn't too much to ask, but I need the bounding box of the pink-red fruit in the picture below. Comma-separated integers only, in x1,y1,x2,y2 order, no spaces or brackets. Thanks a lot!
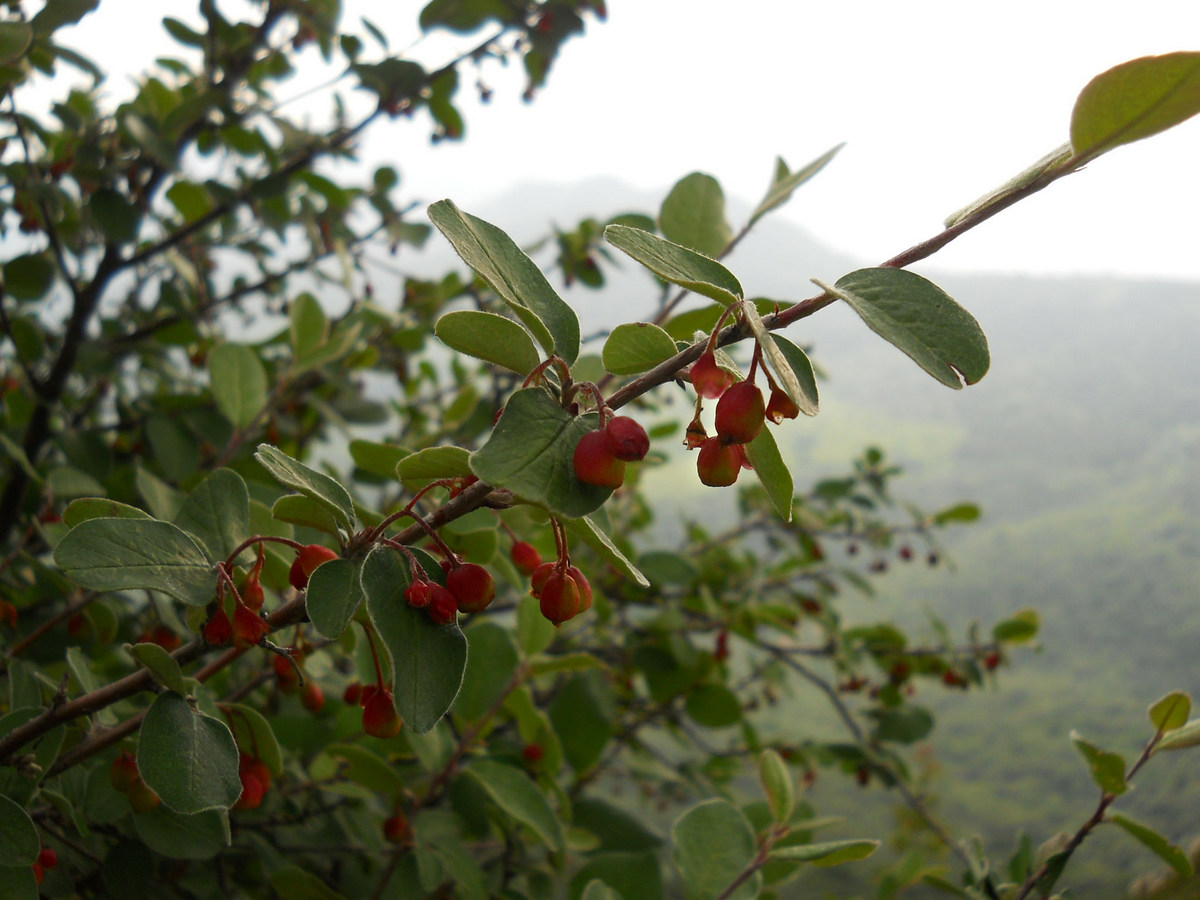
530,561,556,598
363,688,403,738
233,605,269,649
288,544,338,590
765,386,801,423
511,541,543,576
696,437,741,487
714,381,765,444
427,585,458,625
691,349,734,399
605,415,650,462
447,563,495,613
384,812,412,844
540,571,581,626
302,680,325,713
405,579,431,608
573,430,625,489
566,565,593,613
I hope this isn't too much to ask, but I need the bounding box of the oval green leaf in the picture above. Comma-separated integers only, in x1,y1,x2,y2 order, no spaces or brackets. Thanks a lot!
127,642,186,695
53,518,215,607
1149,691,1191,733
1109,812,1194,879
464,758,565,854
3,253,56,301
1070,730,1128,796
305,557,362,640
749,144,844,227
672,798,759,900
360,545,467,733
745,422,793,522
605,225,743,307
1071,53,1200,161
659,172,732,258
173,468,250,563
602,322,679,376
138,692,241,814
255,444,357,531
771,838,880,867
0,20,32,63
428,200,580,364
209,342,268,429
760,749,796,825
819,269,989,389
395,445,474,484
0,792,40,866
436,310,541,374
223,702,283,777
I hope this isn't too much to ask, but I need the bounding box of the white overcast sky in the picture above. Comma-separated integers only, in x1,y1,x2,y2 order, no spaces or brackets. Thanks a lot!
48,2,1200,281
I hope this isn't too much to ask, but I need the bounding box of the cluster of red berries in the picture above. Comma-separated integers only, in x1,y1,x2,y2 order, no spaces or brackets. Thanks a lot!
531,560,593,626
234,753,273,810
687,346,800,487
32,846,58,885
110,750,161,813
573,414,650,489
344,681,403,738
404,557,496,625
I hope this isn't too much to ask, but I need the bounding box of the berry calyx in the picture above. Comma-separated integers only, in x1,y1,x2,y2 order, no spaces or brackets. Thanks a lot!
232,604,269,649
714,380,765,444
447,562,496,613
696,436,741,487
426,585,458,625
288,544,338,590
690,349,734,399
510,541,543,577
362,687,403,738
573,429,625,489
539,570,581,626
765,385,801,423
604,415,650,462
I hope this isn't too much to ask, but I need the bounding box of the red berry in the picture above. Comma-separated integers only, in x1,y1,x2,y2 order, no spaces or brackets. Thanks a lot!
447,563,496,614
511,541,543,577
566,565,592,613
288,544,338,590
984,651,1002,671
530,561,556,598
539,571,581,626
942,669,965,688
384,812,412,845
203,607,233,645
232,605,269,649
898,546,913,562
405,579,431,608
522,743,544,763
426,585,458,625
242,579,265,612
110,751,139,793
32,860,44,884
714,381,765,444
273,653,301,693
690,349,734,399
359,683,379,708
38,848,57,869
302,680,325,713
573,429,625,489
343,682,363,705
604,415,649,462
240,755,272,794
233,769,264,810
765,386,800,423
856,765,870,786
150,626,181,650
714,630,729,662
696,436,741,487
363,688,403,738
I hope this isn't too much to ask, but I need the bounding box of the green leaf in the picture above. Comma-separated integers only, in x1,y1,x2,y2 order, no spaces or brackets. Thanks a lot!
289,293,328,362
173,468,249,563
255,444,357,532
66,646,117,725
1109,812,1194,879
127,642,186,695
454,622,520,721
662,298,789,343
31,0,98,35
992,608,1039,644
360,545,467,733
759,749,795,824
672,798,759,900
62,498,153,527
818,269,989,388
1148,691,1191,733
745,424,793,522
0,792,40,866
395,445,474,484
0,862,37,899
428,200,580,364
166,181,213,223
770,335,820,416
419,0,519,33
349,440,409,479
571,851,663,900
659,172,732,258
53,518,215,607
88,188,141,244
517,594,557,656
602,322,679,376
562,515,649,587
685,683,742,728
463,759,564,853
1156,719,1200,752
323,743,405,800
209,343,268,429
305,557,362,640
580,880,625,900
605,225,743,307
436,310,542,374
132,807,230,860
270,494,341,535
3,253,56,300
0,21,32,63
138,692,241,814
770,839,880,866
470,388,612,518
1071,53,1200,162
549,672,615,772
749,144,844,227
222,703,283,777
1070,730,1128,795
270,866,347,900
932,502,981,524
871,705,934,744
